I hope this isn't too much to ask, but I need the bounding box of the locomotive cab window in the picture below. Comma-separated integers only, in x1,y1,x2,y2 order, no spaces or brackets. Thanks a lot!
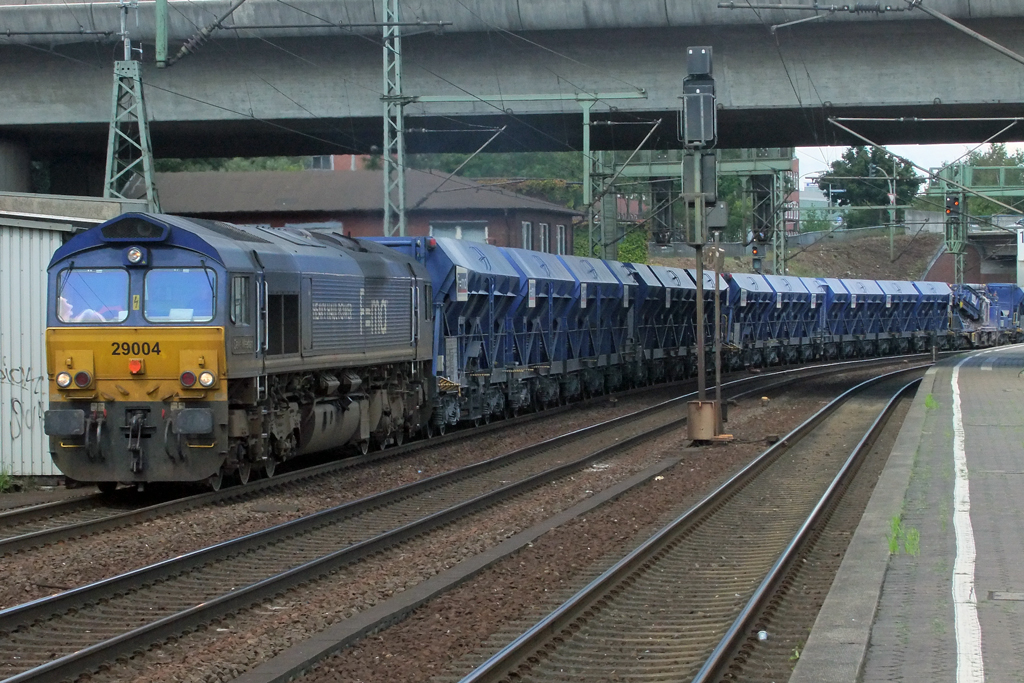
144,268,217,323
56,268,129,323
231,275,251,325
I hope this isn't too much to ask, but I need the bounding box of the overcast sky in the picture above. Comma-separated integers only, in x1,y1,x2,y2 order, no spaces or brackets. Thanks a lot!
796,143,1024,184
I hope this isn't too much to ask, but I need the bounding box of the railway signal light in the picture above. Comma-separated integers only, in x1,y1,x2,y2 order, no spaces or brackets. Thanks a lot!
945,195,960,217
752,244,762,273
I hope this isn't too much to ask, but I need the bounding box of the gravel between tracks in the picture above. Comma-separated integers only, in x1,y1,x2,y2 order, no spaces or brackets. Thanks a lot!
0,387,683,609
74,372,879,683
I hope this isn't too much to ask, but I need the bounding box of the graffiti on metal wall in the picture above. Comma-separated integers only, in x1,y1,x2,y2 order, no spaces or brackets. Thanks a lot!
0,359,46,441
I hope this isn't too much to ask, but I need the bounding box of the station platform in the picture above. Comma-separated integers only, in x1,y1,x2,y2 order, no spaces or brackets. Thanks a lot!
792,345,1024,683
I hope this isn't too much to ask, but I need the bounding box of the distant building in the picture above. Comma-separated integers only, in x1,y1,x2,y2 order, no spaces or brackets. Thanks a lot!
799,181,830,210
155,169,581,253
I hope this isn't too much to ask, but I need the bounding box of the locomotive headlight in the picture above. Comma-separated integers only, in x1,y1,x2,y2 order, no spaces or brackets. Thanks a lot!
198,371,216,388
126,246,146,265
56,372,72,388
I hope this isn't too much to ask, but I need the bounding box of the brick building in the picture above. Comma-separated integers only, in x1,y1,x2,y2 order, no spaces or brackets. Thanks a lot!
155,169,580,253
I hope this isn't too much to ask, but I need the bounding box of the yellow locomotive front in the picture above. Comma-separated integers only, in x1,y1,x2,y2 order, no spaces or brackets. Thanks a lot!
43,216,230,490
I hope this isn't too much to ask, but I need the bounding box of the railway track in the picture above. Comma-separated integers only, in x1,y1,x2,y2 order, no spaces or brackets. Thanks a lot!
0,354,929,558
0,378,672,556
455,369,921,683
0,359,914,683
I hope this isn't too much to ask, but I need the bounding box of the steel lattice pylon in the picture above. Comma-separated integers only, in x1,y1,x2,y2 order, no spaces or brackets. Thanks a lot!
103,60,159,212
771,172,787,275
382,0,407,237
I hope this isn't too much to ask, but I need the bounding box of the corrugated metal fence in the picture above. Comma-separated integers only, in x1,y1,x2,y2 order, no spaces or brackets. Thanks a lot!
0,225,62,476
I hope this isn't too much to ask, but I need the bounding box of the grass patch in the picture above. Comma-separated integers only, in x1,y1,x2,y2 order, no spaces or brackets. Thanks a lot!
887,516,903,554
925,394,938,410
0,467,12,494
886,515,921,556
905,527,921,556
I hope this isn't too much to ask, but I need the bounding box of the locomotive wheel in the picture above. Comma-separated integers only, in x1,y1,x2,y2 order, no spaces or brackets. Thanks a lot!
208,468,224,492
357,440,370,456
238,461,252,485
395,429,405,447
424,422,434,439
96,481,117,494
483,411,491,424
438,422,447,436
264,458,278,478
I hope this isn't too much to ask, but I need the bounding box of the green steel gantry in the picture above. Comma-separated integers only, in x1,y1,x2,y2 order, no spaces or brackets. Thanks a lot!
925,163,1024,284
592,148,795,269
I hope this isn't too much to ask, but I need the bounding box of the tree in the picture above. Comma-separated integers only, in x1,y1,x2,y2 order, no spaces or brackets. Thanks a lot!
154,157,309,173
817,146,923,229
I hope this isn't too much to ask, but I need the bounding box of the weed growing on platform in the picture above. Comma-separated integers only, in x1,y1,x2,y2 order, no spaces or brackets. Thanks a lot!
905,527,921,556
790,645,801,662
886,515,921,556
925,394,938,410
0,467,11,493
887,516,903,554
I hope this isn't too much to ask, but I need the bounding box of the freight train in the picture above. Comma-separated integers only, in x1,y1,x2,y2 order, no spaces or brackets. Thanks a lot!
42,213,1023,491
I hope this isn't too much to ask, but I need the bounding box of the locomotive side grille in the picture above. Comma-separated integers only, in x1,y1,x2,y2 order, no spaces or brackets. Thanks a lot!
310,276,412,351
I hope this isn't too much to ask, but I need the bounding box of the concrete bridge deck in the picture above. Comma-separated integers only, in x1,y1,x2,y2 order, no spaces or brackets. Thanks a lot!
0,1,1022,166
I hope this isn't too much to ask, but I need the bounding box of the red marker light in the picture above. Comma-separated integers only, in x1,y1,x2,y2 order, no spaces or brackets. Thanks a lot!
74,371,92,388
427,237,437,250
180,371,197,388
128,359,144,375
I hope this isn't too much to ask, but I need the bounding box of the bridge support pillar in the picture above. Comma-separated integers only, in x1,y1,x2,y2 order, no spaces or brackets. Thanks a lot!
0,140,31,193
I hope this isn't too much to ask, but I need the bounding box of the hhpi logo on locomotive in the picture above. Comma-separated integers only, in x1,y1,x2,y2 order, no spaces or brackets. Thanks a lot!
312,288,388,335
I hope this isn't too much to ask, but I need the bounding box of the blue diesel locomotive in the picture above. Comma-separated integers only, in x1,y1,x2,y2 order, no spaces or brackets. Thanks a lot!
41,213,1024,490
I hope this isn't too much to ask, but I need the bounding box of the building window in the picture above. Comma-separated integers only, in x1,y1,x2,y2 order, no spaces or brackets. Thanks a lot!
429,221,488,243
556,225,567,255
539,223,549,252
522,221,533,250
308,155,334,170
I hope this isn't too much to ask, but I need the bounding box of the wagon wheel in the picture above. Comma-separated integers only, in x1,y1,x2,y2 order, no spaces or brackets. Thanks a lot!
424,422,435,439
357,440,370,456
264,457,278,478
483,411,491,424
208,467,224,492
237,460,252,486
437,422,446,436
394,429,405,447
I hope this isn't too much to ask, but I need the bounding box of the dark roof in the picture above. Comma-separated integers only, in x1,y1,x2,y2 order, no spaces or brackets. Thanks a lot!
155,170,580,216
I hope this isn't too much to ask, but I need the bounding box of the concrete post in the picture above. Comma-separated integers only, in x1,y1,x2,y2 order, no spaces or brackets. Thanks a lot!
0,140,31,193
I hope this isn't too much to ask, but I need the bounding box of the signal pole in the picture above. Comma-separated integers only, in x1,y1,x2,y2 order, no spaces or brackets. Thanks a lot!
681,46,725,441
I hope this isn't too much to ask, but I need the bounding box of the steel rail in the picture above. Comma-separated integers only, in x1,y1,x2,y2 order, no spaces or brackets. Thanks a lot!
0,372,685,554
0,353,929,556
457,366,922,683
690,377,921,683
0,385,705,682
0,360,917,683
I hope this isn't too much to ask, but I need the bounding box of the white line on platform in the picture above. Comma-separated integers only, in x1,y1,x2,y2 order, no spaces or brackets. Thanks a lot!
951,349,1001,683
